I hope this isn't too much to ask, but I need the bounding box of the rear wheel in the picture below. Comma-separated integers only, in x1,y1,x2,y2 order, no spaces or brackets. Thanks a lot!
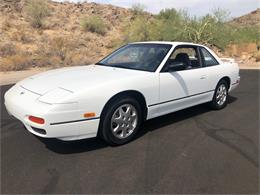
99,97,142,145
210,80,228,110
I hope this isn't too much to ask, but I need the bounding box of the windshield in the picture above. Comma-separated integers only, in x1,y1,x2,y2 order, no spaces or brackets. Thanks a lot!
96,43,172,72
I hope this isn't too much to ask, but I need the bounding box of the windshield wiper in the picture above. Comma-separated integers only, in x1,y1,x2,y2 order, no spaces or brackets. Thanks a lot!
110,64,129,69
95,62,107,65
96,63,141,71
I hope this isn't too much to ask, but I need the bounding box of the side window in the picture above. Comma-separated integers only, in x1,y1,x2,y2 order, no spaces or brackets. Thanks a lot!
164,46,201,71
201,48,219,67
169,48,197,61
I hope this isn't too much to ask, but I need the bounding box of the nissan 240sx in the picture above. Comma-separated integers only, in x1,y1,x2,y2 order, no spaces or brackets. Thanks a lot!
5,42,240,145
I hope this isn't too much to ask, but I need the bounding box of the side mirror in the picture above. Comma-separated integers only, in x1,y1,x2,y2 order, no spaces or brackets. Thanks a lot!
167,61,186,72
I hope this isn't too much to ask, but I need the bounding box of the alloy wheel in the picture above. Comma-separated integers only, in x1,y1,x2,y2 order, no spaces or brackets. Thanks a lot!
111,104,138,139
216,84,227,106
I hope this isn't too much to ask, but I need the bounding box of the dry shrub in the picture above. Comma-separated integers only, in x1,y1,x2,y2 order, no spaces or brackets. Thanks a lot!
0,43,17,57
81,16,107,35
24,0,50,28
2,19,12,31
34,36,75,67
10,31,21,42
49,37,70,61
19,28,33,43
33,55,62,68
10,29,32,43
65,51,93,66
0,55,32,71
106,38,123,49
253,51,260,62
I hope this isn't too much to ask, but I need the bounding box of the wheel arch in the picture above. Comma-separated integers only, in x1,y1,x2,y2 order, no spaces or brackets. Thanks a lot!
100,90,148,122
218,76,231,90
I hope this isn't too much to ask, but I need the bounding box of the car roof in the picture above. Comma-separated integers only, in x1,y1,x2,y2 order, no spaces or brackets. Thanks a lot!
130,41,205,47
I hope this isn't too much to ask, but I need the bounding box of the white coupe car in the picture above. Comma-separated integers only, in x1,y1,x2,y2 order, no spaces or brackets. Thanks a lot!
5,42,240,145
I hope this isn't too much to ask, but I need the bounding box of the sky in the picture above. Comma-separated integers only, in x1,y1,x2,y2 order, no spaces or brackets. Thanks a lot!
55,0,259,18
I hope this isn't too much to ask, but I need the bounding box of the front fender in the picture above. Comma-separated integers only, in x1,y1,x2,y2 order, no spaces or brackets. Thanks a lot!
75,73,159,119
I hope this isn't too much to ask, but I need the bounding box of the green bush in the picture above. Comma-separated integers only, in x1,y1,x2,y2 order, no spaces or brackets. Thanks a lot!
157,8,183,21
154,9,189,41
232,27,259,44
25,0,50,28
124,16,151,42
131,3,146,16
81,16,107,35
124,8,260,51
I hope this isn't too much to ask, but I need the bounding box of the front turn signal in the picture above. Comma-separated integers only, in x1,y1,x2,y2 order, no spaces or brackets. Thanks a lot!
28,116,45,124
84,112,96,118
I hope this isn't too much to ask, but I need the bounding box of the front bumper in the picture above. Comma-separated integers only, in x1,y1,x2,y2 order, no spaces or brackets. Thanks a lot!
4,85,99,141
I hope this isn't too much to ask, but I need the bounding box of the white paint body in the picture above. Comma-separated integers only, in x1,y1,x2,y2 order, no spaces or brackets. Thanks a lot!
4,42,240,141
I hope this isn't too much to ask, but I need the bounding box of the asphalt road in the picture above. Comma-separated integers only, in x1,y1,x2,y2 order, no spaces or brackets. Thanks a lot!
1,70,259,194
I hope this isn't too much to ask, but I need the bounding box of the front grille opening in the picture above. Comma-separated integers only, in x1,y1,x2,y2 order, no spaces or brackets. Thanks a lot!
31,126,46,135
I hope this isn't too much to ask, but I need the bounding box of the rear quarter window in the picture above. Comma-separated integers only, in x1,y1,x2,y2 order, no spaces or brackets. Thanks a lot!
201,47,219,67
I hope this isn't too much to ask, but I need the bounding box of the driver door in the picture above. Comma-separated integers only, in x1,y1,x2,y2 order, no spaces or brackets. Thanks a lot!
157,45,212,116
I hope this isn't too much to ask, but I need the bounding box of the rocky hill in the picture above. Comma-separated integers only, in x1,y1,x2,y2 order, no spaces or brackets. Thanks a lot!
0,0,140,71
230,8,260,27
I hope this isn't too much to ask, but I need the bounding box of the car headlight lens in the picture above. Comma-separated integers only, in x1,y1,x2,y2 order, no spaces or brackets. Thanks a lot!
38,88,76,104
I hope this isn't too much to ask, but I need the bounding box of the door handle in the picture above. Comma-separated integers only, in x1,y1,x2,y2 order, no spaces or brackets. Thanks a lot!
200,75,207,79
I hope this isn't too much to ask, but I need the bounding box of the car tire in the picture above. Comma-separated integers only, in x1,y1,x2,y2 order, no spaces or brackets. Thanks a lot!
99,96,142,146
210,80,229,110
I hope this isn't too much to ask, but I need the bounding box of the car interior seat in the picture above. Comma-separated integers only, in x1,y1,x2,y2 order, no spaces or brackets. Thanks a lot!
175,53,192,69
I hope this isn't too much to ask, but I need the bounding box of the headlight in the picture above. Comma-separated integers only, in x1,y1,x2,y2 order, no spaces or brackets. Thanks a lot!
38,88,76,104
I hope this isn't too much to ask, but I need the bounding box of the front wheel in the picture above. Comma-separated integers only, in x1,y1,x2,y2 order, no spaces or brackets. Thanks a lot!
210,80,228,110
99,97,142,146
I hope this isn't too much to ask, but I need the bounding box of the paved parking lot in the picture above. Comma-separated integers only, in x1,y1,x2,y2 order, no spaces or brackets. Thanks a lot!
1,70,259,194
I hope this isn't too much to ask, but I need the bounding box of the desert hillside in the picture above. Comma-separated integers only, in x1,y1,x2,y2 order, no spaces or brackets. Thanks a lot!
230,8,260,27
0,0,259,72
0,0,140,71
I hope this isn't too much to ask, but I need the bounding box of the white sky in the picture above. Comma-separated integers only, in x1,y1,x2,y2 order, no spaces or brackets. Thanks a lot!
54,0,259,17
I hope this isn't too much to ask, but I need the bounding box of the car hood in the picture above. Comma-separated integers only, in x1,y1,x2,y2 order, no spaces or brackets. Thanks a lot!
19,65,149,95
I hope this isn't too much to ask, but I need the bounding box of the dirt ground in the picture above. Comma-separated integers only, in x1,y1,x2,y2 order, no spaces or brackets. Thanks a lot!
0,67,50,85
